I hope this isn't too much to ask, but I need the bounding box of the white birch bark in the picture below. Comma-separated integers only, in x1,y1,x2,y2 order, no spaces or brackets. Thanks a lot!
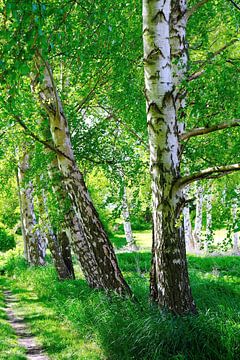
232,200,239,253
122,185,137,250
143,0,195,314
18,153,46,266
33,61,132,296
16,168,28,261
205,192,212,253
183,206,194,251
193,183,203,250
37,185,73,279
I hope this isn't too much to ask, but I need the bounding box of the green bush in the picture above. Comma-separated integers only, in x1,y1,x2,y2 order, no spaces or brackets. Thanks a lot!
0,228,16,252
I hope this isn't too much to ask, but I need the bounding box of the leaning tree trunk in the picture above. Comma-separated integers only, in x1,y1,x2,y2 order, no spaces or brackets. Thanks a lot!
18,152,46,266
232,200,239,253
193,183,203,250
33,61,132,296
205,192,213,253
143,0,196,314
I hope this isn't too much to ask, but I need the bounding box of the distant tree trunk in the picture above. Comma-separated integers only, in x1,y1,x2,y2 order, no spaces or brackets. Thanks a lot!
16,168,28,261
183,184,195,251
122,184,137,249
205,192,213,253
232,200,239,253
193,184,203,250
37,186,73,280
33,61,132,296
143,0,196,314
18,152,46,266
183,206,194,251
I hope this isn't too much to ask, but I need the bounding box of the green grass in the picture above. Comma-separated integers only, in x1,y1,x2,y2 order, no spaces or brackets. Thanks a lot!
1,250,240,359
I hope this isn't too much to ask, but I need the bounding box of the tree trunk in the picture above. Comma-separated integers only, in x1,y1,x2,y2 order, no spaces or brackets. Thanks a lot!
18,152,46,266
183,183,195,251
37,186,73,280
183,206,194,251
193,183,203,250
122,185,136,249
232,200,239,253
34,62,132,296
57,229,75,279
205,192,213,253
16,167,28,261
143,0,196,314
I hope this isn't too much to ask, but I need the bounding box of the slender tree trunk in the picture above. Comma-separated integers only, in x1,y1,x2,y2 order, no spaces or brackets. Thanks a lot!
183,183,195,251
232,200,239,253
143,0,196,314
183,206,194,251
16,168,28,261
37,186,73,280
57,229,75,279
18,153,46,266
205,192,212,253
122,184,136,249
193,184,203,250
33,62,132,296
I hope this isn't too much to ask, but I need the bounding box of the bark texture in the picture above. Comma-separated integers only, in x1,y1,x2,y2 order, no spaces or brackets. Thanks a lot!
34,62,132,296
18,153,46,266
37,186,73,280
205,192,212,252
193,184,203,249
16,168,28,261
183,206,194,251
120,177,138,250
143,0,195,314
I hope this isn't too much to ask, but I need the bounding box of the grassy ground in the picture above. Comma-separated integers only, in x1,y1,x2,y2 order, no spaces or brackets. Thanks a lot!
0,247,240,359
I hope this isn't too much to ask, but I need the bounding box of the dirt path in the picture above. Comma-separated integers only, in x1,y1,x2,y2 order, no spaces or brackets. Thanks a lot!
4,290,49,360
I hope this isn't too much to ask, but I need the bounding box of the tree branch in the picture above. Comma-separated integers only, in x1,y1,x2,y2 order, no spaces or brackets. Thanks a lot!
228,0,240,11
14,116,74,163
187,0,210,20
175,164,240,188
188,39,238,81
181,119,240,140
98,104,149,150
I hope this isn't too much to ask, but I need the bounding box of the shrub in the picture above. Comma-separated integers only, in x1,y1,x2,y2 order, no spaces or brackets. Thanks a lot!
0,228,16,252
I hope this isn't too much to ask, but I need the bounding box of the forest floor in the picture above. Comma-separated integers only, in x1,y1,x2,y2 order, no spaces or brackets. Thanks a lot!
0,231,240,359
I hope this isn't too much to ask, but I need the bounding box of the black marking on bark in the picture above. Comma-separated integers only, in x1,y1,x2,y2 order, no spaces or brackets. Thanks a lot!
152,10,167,23
145,47,165,62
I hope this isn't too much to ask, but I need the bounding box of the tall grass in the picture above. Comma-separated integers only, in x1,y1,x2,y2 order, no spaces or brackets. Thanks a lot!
1,252,240,359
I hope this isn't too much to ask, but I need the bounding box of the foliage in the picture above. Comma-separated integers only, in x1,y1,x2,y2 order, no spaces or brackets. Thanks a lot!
0,227,16,253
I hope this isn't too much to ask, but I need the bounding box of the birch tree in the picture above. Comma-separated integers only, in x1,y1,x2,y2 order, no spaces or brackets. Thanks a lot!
142,0,240,313
193,184,203,250
205,191,213,253
18,152,46,266
232,199,239,253
31,61,132,296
